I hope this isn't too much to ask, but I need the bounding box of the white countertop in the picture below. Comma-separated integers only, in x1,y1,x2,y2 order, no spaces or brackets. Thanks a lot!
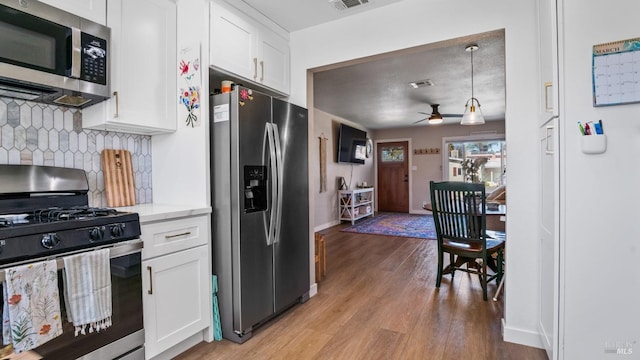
115,203,211,223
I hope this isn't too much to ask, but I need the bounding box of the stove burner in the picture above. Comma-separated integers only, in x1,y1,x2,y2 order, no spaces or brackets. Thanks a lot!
32,206,119,222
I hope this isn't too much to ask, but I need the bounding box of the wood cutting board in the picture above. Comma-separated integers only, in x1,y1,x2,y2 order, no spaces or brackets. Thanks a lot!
102,149,136,207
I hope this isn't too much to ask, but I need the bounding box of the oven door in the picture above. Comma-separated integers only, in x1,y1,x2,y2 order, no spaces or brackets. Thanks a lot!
0,240,144,360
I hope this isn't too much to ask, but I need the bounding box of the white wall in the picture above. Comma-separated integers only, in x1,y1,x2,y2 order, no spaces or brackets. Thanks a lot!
559,1,640,358
290,0,541,347
152,0,210,206
313,110,374,230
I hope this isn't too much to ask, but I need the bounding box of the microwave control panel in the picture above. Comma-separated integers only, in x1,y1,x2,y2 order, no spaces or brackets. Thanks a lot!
80,33,107,85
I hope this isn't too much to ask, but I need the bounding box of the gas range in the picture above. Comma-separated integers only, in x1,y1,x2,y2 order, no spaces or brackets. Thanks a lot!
0,165,141,266
0,164,145,359
0,206,140,266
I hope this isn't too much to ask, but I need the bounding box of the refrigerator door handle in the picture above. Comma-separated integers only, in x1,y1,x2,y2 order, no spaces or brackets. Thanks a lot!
271,123,284,244
263,123,278,246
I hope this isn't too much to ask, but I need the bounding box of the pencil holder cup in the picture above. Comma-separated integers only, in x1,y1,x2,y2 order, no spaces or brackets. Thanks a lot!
581,134,606,154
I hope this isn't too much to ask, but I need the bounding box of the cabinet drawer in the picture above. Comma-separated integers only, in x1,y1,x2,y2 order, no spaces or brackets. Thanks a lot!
141,215,208,259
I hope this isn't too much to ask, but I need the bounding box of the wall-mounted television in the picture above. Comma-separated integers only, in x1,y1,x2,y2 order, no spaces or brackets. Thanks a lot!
337,123,367,164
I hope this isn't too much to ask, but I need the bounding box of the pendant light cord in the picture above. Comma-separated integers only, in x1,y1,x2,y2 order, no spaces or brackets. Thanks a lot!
470,47,474,100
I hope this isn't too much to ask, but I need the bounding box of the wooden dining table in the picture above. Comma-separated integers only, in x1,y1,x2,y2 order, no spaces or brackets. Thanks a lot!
423,202,506,231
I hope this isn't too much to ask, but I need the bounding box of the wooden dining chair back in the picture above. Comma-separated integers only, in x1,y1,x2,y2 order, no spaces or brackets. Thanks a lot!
429,181,505,300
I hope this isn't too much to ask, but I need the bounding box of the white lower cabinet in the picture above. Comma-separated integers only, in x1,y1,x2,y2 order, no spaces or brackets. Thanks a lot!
140,214,211,359
142,246,209,359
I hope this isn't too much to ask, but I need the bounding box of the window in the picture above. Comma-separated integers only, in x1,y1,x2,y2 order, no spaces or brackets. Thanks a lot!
442,135,506,192
381,147,405,162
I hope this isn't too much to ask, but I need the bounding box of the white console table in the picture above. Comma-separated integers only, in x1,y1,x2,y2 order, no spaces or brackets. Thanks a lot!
338,187,374,225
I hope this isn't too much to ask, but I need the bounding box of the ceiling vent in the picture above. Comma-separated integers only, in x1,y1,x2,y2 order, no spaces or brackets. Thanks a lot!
329,0,370,11
409,79,435,89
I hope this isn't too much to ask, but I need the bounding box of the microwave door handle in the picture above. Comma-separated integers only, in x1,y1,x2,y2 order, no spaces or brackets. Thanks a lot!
70,28,82,79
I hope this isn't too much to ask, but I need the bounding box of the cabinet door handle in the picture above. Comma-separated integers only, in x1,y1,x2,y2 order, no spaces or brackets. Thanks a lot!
165,231,191,239
544,82,553,113
545,125,554,155
113,91,119,118
253,58,258,80
260,60,264,82
147,266,153,295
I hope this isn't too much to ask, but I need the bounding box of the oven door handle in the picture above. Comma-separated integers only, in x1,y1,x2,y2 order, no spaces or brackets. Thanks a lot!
0,239,143,283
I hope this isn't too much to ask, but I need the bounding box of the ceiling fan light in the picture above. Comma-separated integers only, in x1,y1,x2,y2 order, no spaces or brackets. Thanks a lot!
460,98,485,125
428,115,443,125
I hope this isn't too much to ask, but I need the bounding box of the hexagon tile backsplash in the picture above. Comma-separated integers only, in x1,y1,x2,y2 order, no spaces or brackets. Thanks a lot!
0,98,153,207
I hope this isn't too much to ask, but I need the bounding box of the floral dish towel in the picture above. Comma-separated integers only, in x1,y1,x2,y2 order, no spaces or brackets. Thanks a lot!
2,260,62,353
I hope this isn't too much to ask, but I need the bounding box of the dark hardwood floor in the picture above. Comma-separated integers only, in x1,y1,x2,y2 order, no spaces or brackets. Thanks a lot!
176,222,548,360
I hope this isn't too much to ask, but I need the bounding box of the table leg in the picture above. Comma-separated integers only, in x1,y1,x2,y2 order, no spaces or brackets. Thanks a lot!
493,274,505,301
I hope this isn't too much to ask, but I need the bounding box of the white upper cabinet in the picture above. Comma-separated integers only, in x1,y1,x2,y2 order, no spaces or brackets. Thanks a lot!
39,0,106,24
210,3,256,81
210,0,290,95
258,29,290,93
537,0,560,123
82,0,177,135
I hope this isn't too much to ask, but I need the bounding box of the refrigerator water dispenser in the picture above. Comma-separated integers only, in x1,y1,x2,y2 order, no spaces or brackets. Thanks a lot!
244,165,267,212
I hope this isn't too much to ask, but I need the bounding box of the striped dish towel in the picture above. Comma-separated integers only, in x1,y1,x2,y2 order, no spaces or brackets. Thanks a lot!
63,249,112,336
2,260,62,352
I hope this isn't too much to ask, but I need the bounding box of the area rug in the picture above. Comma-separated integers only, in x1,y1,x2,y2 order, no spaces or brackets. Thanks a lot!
342,213,437,239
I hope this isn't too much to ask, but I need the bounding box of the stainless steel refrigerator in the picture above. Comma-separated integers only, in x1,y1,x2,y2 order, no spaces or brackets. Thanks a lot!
210,86,309,344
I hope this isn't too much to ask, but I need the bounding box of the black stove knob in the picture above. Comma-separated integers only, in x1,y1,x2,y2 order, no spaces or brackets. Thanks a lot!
111,223,126,237
41,233,61,249
89,226,105,241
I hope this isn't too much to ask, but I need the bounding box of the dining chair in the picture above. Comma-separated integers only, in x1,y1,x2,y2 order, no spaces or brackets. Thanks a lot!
429,181,505,300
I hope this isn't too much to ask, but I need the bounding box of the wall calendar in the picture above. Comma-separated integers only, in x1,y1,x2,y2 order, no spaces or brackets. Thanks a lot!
592,37,640,107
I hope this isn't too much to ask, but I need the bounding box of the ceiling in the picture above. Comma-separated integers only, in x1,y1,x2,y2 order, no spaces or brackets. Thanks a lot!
240,0,408,32
240,0,506,130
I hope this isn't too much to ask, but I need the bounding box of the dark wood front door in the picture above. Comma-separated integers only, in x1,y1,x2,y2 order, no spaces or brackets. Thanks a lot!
377,141,409,212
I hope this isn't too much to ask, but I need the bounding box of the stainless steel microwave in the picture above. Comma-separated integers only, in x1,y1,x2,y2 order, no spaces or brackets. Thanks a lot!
0,0,110,108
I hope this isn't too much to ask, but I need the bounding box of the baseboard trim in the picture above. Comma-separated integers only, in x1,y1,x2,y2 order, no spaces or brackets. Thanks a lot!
309,283,318,297
149,331,205,360
410,209,430,215
314,220,340,232
502,319,544,349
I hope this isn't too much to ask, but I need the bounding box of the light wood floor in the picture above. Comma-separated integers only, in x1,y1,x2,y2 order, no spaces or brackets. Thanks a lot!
176,223,548,360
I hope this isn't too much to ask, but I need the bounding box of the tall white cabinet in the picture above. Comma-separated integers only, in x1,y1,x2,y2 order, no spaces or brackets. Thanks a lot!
537,0,561,359
209,0,290,95
83,0,178,135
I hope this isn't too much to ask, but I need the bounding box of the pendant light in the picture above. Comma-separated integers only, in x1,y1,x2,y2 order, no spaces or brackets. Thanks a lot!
460,44,485,125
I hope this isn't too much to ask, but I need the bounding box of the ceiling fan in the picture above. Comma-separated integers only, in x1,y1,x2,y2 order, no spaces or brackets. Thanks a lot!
414,104,463,125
